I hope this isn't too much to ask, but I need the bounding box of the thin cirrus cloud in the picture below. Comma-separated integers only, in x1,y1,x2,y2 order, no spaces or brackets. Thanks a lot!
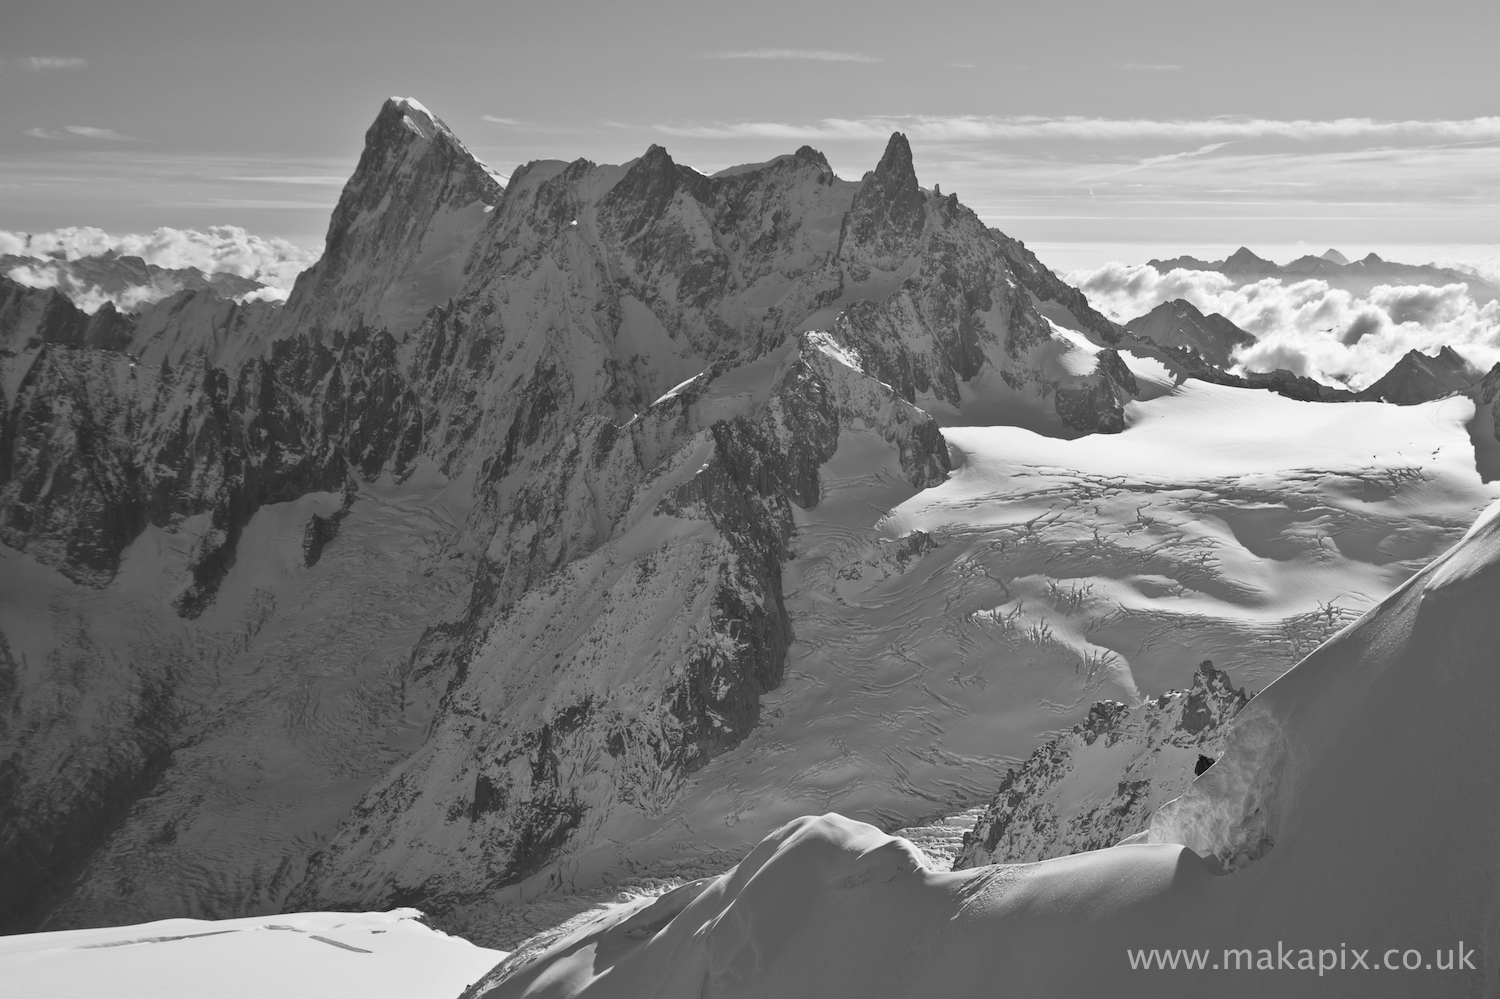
478,114,574,135
8,56,89,71
223,175,347,186
25,125,142,141
652,114,1500,143
694,48,879,63
1116,62,1182,72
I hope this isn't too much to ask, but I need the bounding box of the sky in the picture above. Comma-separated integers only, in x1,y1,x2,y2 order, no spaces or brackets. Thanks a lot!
2,0,1499,272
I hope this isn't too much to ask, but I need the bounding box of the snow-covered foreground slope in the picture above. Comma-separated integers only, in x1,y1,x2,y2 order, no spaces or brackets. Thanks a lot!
0,909,503,999
461,495,1500,998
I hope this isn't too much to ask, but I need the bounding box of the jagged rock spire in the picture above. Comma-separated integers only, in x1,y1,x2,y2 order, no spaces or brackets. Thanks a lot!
840,132,927,277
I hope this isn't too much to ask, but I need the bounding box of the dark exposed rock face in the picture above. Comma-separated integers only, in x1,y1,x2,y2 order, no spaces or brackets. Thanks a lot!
993,234,1123,347
841,133,927,280
1125,299,1256,369
0,97,1140,931
1475,364,1500,441
0,322,419,603
952,661,1250,870
0,277,137,354
0,626,179,934
1355,345,1481,405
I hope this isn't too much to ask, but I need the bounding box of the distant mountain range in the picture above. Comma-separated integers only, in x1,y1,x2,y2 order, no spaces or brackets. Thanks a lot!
1,250,269,312
1122,296,1496,407
1146,246,1500,304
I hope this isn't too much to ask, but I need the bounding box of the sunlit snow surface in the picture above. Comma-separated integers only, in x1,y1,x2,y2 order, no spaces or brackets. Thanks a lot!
0,909,504,999
456,370,1498,946
596,380,1491,844
464,489,1500,999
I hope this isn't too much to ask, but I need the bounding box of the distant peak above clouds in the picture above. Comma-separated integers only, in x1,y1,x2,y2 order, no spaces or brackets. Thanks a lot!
1143,247,1500,303
1072,248,1500,393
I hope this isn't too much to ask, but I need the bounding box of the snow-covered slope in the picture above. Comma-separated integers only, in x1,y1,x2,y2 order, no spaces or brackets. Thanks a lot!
461,495,1500,998
0,908,503,999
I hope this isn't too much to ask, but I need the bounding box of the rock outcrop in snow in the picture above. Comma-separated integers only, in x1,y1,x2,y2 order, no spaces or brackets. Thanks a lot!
951,661,1249,870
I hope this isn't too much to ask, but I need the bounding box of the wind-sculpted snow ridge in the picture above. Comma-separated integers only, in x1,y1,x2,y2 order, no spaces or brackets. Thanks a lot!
458,498,1500,999
950,660,1249,870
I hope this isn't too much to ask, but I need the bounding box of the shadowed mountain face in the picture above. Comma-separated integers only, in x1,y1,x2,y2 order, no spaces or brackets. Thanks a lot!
1354,345,1482,404
1124,299,1255,369
0,98,1142,933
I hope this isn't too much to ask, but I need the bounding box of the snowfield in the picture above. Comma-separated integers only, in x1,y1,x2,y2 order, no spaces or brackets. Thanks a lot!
0,909,504,999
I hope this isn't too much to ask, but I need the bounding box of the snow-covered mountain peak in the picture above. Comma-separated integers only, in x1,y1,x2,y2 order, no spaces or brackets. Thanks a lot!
277,97,502,337
710,146,834,180
387,95,439,137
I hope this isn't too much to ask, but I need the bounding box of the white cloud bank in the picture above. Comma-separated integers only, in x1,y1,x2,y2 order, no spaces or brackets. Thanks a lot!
2,225,319,287
2,226,322,311
17,57,88,71
1070,261,1500,390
